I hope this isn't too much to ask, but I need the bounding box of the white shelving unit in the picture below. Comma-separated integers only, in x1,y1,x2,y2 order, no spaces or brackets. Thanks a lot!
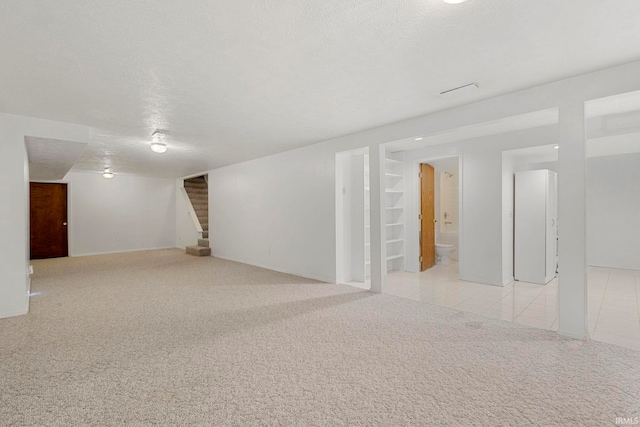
385,153,404,272
364,152,371,281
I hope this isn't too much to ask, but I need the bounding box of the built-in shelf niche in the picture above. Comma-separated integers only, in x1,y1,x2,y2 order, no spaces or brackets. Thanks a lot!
385,153,404,272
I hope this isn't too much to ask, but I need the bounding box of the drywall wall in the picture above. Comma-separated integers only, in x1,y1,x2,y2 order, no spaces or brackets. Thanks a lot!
210,143,337,282
402,126,558,285
207,61,640,296
587,152,640,270
175,181,200,250
0,113,90,319
62,172,176,256
501,155,515,285
432,157,460,261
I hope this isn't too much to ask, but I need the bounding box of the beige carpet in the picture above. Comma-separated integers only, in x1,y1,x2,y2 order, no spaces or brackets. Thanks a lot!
1,249,639,426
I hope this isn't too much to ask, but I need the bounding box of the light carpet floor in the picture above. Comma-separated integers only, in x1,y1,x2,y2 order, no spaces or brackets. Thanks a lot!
1,249,639,426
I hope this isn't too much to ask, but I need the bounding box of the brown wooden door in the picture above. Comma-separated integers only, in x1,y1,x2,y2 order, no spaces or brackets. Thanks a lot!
30,183,68,259
420,164,435,270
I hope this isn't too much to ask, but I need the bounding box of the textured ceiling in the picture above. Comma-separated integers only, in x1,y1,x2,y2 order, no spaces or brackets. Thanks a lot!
2,0,640,178
25,137,87,180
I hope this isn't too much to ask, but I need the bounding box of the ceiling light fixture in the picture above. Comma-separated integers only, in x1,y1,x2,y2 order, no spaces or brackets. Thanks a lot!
443,0,467,4
554,145,559,149
415,137,424,141
102,168,115,179
150,129,168,153
150,141,168,153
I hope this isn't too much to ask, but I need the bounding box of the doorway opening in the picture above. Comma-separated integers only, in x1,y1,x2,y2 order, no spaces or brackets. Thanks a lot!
30,182,68,259
335,148,371,288
411,156,461,273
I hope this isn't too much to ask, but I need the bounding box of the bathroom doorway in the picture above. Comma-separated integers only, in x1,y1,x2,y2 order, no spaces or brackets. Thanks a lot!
418,157,460,271
419,163,435,270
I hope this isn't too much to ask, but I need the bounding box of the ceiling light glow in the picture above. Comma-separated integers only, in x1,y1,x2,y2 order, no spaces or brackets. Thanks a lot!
444,0,467,3
102,168,115,179
554,145,559,149
150,141,168,153
150,129,168,153
415,137,424,141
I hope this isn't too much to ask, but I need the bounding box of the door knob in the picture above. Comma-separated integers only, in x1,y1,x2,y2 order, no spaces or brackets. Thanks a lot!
63,222,67,226
433,219,437,223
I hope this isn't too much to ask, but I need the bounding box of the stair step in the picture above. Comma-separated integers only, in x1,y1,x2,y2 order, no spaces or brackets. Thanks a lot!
198,238,209,247
186,245,211,256
202,231,209,238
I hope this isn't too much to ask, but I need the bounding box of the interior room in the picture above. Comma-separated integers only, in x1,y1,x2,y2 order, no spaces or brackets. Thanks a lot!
2,1,640,425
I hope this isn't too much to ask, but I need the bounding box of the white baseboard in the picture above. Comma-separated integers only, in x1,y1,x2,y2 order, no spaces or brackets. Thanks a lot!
71,246,178,257
212,253,333,284
459,275,504,287
0,308,29,320
557,329,589,340
502,276,515,286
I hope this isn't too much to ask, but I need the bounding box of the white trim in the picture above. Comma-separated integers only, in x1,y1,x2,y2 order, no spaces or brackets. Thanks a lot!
179,171,210,181
213,254,333,284
502,276,515,286
557,330,589,341
0,308,29,320
70,246,177,257
179,186,203,234
459,275,505,287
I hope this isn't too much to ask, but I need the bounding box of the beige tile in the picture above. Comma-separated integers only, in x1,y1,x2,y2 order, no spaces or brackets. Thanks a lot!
514,315,550,330
594,324,640,340
519,306,557,321
456,298,496,314
596,315,640,329
591,332,640,350
482,308,517,322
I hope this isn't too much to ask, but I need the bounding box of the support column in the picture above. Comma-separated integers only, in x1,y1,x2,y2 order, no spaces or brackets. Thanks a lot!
369,144,387,293
557,102,588,339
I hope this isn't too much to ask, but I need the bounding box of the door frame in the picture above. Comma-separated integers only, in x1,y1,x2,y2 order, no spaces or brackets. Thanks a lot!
405,155,463,275
420,163,436,270
30,179,74,257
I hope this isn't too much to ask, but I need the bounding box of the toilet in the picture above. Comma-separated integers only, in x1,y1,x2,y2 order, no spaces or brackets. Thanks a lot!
435,243,455,265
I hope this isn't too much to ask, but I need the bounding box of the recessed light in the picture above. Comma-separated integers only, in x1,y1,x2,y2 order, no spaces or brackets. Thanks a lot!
102,168,115,179
415,137,423,141
444,0,467,4
150,141,168,153
554,145,559,149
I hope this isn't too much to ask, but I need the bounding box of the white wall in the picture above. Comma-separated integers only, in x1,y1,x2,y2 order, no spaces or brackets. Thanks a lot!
402,126,558,285
175,181,200,250
63,172,176,256
209,143,337,282
0,113,90,319
501,154,515,285
587,152,640,270
432,157,460,261
206,60,640,295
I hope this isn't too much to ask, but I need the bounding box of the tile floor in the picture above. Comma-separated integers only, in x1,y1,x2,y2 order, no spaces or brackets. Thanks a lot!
348,263,640,351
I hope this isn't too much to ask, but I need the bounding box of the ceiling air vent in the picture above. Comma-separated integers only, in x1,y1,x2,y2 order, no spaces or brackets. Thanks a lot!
440,83,479,98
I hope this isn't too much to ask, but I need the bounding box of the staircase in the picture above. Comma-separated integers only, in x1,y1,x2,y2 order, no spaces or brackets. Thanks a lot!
184,175,211,256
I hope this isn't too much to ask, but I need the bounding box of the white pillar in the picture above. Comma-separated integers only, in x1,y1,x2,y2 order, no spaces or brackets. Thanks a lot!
369,144,387,293
557,102,588,339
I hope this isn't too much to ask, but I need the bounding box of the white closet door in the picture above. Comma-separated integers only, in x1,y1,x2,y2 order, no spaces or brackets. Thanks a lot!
515,170,547,284
545,171,558,283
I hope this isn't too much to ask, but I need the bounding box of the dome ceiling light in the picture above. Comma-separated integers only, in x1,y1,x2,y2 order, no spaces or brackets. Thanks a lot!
150,129,168,154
